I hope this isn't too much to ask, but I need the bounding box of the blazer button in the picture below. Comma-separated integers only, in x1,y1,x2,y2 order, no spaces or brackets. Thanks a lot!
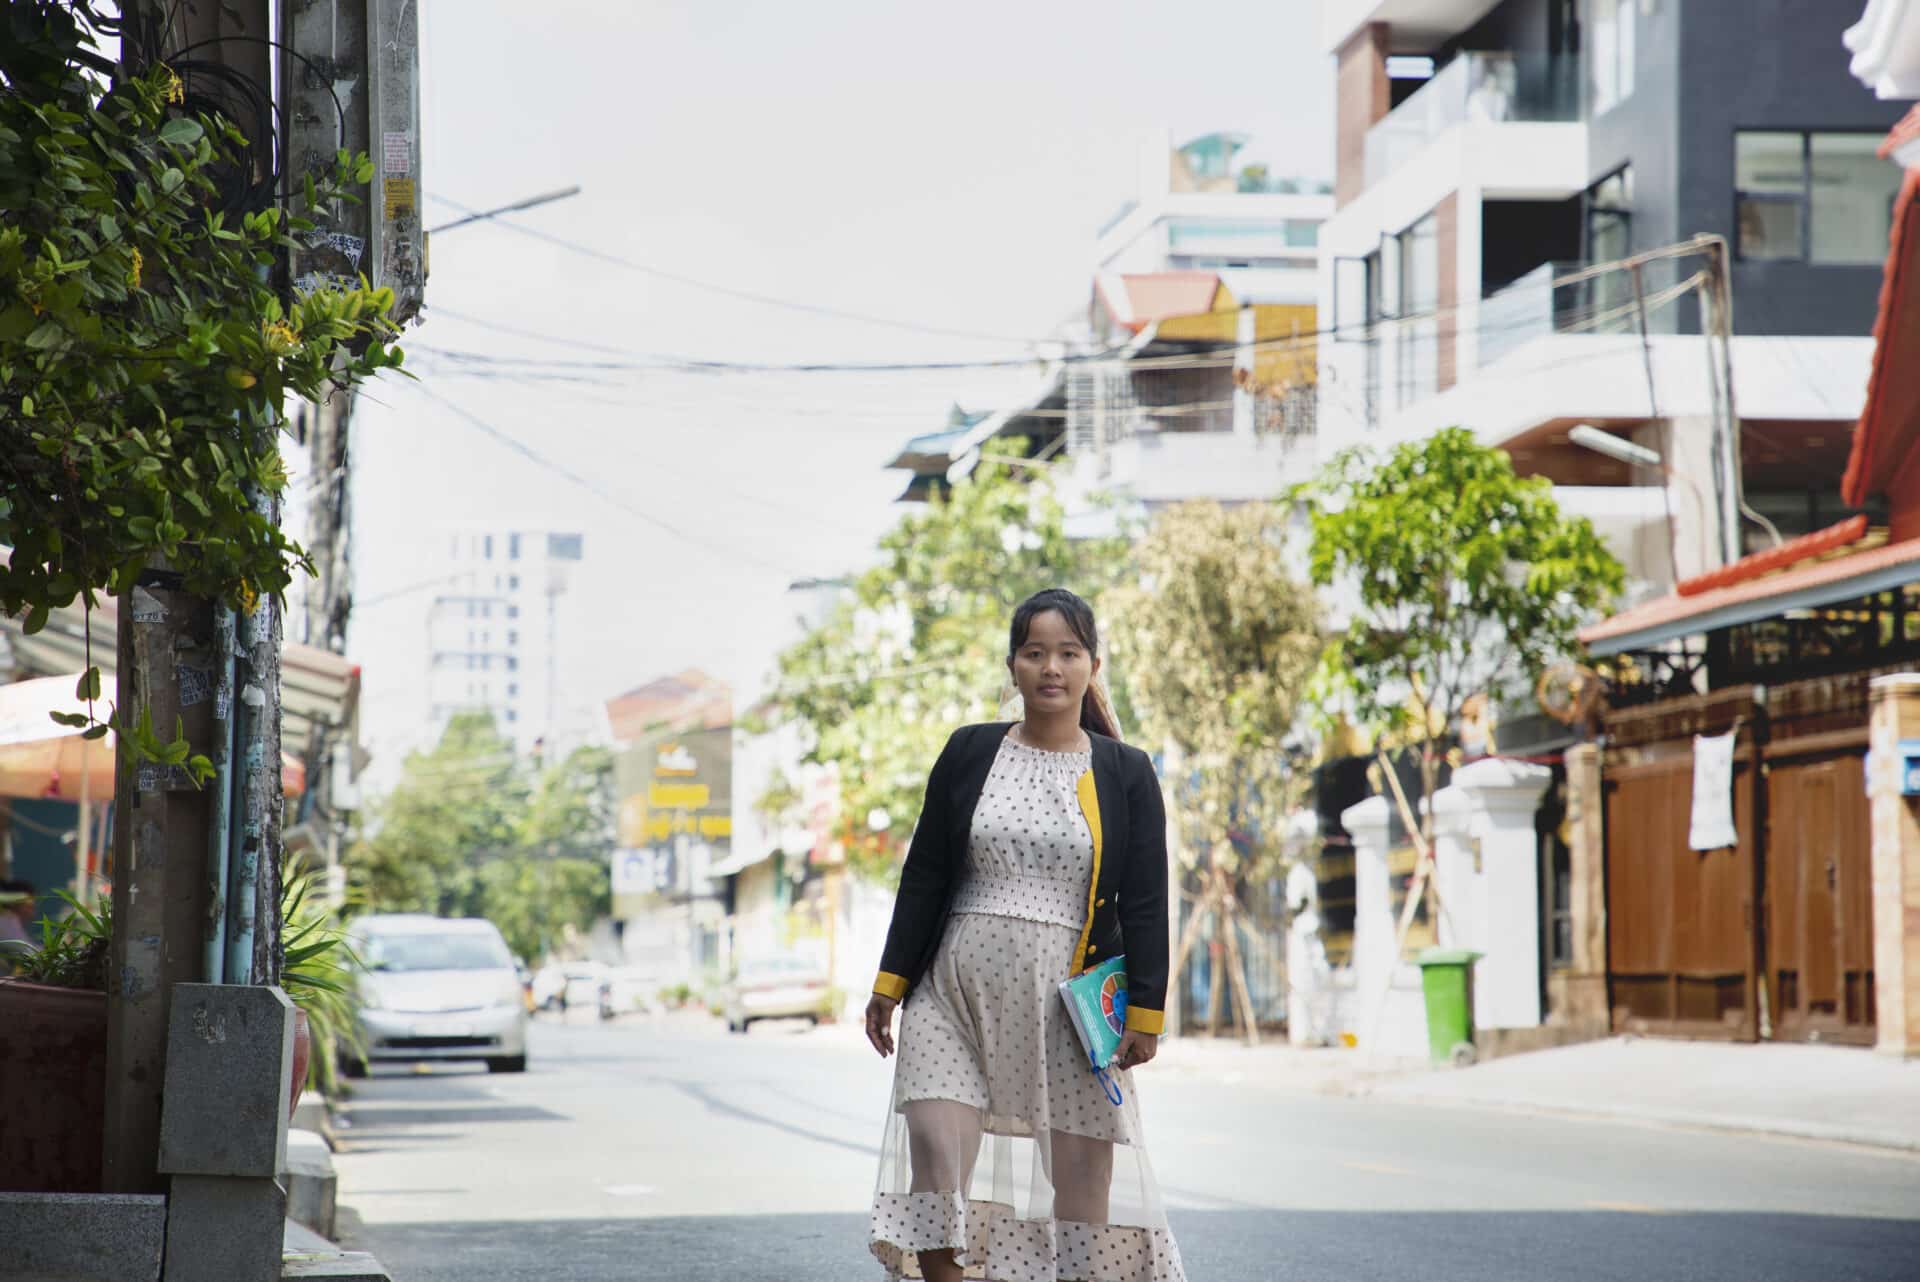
1096,897,1107,907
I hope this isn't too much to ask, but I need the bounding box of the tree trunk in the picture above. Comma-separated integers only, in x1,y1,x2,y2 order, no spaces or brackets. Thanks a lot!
1219,891,1261,1047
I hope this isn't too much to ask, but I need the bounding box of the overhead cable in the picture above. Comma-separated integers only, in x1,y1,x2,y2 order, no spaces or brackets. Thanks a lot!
425,193,1054,347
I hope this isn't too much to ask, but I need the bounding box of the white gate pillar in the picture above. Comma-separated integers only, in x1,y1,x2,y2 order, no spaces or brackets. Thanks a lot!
1450,758,1554,1030
1341,795,1426,1058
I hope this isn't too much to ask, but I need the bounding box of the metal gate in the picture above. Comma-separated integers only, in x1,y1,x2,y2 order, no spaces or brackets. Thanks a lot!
1600,678,1875,1044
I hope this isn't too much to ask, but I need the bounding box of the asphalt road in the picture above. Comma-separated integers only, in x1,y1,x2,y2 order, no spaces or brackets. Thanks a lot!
332,1011,1920,1281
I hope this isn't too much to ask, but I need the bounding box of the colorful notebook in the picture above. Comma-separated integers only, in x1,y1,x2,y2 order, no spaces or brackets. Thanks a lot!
1058,954,1128,1105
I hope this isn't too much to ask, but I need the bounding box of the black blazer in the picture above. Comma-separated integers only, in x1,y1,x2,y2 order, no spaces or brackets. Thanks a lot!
871,722,1171,1035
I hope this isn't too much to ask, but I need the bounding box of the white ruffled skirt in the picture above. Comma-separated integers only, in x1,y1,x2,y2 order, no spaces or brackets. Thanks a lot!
869,911,1187,1282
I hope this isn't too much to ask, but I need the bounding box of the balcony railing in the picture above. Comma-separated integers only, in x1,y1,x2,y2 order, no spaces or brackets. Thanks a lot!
1477,258,1686,369
1363,52,1582,189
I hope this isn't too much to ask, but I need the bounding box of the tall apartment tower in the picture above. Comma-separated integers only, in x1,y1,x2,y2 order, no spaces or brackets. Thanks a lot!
425,526,584,756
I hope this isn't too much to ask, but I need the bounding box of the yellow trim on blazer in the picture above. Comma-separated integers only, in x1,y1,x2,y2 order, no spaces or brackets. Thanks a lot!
872,971,909,1001
1072,769,1103,975
1124,1006,1165,1036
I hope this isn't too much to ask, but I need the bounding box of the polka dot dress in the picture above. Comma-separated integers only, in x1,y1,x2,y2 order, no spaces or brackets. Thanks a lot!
869,733,1188,1282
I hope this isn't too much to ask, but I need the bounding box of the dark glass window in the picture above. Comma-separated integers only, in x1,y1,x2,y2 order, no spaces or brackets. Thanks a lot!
1736,131,1901,265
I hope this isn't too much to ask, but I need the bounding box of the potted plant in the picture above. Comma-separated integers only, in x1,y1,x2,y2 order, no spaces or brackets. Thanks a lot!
0,891,111,1193
278,866,364,1109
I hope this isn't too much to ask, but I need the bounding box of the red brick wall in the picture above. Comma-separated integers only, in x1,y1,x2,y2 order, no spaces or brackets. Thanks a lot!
1335,23,1390,209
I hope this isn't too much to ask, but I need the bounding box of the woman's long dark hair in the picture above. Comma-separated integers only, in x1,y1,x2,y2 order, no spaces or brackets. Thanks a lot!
1008,588,1121,742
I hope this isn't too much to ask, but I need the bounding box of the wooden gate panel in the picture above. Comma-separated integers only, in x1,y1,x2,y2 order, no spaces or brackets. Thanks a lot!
1765,746,1874,1045
1604,747,1758,1041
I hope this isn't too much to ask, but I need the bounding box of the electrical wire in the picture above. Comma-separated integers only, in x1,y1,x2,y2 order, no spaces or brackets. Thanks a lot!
424,193,1056,348
403,383,814,578
420,252,1704,382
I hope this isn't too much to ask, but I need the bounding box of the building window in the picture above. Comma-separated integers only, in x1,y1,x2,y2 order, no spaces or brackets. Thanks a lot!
508,575,520,591
507,657,519,672
1588,0,1636,117
1736,131,1902,265
509,532,521,561
483,534,494,560
1395,213,1439,408
508,683,519,698
506,709,517,723
507,630,518,646
1586,166,1635,317
508,605,519,619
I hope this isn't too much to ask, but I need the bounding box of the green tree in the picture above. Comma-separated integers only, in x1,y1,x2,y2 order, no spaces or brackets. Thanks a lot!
489,745,616,961
1104,500,1321,1041
757,452,1130,882
0,6,401,764
346,712,525,917
345,719,616,961
1299,427,1625,844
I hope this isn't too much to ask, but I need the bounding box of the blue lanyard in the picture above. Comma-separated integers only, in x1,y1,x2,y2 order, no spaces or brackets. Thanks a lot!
1093,1064,1123,1106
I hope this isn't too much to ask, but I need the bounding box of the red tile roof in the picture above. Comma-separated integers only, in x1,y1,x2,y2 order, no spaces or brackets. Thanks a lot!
1842,166,1920,509
1101,272,1222,333
1672,516,1868,597
1581,533,1920,649
605,668,730,741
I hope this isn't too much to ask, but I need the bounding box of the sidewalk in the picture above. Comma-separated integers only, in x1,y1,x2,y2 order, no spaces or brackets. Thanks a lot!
1365,1035,1920,1152
736,1011,1920,1153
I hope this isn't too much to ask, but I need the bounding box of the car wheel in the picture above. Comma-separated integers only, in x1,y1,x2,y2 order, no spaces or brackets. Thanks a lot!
807,1014,821,1027
340,1053,368,1080
486,1055,528,1073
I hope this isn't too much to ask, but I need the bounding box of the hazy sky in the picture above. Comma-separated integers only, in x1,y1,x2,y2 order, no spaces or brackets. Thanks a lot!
346,0,1334,771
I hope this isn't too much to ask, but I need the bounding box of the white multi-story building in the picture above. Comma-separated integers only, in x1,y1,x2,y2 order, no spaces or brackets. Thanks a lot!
1096,130,1331,308
1316,0,1902,593
424,526,583,756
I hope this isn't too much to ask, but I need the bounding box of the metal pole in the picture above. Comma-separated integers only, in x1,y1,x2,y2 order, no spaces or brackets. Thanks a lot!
1702,238,1744,567
203,605,236,983
225,598,265,985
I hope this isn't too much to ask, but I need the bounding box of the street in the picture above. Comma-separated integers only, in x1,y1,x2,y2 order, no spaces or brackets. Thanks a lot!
333,1014,1920,1282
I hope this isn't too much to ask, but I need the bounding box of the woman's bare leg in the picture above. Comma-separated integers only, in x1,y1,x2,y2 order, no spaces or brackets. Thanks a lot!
903,1100,985,1281
1047,1129,1115,1225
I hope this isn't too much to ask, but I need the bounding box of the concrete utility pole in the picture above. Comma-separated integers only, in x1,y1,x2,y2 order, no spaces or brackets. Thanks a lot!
103,0,281,1197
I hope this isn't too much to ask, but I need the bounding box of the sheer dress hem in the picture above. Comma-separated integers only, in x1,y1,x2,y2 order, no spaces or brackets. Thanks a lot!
869,1193,1185,1282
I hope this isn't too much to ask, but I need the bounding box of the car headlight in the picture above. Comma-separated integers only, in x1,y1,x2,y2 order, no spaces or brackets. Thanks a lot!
495,984,524,1009
358,986,384,1011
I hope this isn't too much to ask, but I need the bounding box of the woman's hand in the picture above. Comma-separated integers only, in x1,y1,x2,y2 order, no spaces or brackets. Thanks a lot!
1113,1029,1158,1071
865,993,900,1058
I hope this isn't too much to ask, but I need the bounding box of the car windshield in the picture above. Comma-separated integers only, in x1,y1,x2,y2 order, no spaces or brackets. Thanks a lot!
364,932,511,972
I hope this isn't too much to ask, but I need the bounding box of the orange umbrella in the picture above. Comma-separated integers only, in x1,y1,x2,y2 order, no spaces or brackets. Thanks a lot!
0,674,306,800
0,675,115,801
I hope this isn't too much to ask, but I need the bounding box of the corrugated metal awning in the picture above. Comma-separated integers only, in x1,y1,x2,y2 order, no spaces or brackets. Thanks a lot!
1582,536,1920,655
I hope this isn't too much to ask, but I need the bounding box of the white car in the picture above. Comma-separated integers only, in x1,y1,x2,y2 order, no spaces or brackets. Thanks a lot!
723,954,834,1033
347,915,529,1074
559,961,609,1011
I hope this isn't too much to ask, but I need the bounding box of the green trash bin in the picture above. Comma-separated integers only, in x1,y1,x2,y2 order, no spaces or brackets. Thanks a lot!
1415,948,1481,1067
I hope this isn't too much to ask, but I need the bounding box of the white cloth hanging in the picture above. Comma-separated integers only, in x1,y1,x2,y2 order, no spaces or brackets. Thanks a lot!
1689,730,1738,851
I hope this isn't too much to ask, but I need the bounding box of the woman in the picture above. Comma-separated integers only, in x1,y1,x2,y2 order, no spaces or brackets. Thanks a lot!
865,588,1187,1282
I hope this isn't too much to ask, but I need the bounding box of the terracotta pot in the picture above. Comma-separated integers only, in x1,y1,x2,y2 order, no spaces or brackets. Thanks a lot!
289,1006,311,1121
0,978,107,1193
